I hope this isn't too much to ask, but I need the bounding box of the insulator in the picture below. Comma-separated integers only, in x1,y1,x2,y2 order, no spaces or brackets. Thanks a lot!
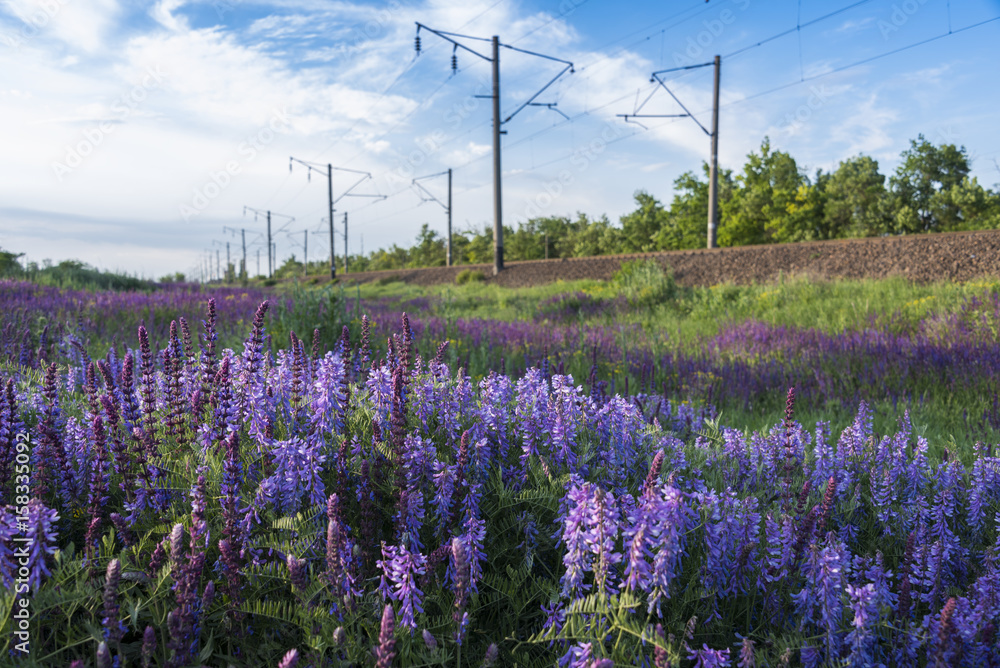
451,53,458,72
415,35,421,54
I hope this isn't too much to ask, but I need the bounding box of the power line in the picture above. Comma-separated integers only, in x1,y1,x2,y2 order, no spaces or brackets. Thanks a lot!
720,14,1000,112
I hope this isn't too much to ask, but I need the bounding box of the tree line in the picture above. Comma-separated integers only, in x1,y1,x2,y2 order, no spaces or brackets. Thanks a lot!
332,134,999,272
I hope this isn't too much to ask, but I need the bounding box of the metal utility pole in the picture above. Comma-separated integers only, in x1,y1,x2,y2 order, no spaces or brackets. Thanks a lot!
491,35,503,274
216,250,220,280
226,242,231,281
244,206,294,279
707,55,721,249
303,229,308,276
328,165,334,279
256,249,260,277
343,212,349,274
412,168,454,266
447,168,453,266
241,229,246,277
415,23,573,275
290,158,385,280
618,55,721,248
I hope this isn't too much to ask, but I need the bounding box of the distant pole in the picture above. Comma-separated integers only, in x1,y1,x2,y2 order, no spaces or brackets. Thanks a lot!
256,249,260,277
707,54,721,249
241,229,247,277
267,211,273,277
343,211,349,274
303,229,308,277
226,242,231,281
328,164,336,280
447,167,453,267
491,35,503,275
216,250,220,281
272,242,276,276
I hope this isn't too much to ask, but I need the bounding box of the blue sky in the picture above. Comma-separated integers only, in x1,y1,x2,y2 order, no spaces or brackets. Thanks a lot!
1,0,998,279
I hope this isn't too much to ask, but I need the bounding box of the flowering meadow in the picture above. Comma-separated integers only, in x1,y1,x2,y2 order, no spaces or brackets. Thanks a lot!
0,290,999,666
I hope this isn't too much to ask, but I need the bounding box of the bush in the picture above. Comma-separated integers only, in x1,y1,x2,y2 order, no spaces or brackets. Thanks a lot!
612,259,676,307
455,269,485,285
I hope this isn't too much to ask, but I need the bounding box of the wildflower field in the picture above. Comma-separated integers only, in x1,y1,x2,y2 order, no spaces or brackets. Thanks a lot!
0,276,998,667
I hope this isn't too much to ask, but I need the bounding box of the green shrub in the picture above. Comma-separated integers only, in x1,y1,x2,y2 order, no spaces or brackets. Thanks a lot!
455,269,486,285
375,275,402,286
612,259,676,307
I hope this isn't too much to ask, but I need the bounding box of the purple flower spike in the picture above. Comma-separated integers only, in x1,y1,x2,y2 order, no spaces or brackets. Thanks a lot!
277,648,299,668
102,558,123,643
738,637,755,668
654,623,669,668
287,554,308,592
23,499,59,591
375,603,396,668
142,625,156,668
481,643,498,667
422,629,437,650
688,645,732,668
96,640,113,668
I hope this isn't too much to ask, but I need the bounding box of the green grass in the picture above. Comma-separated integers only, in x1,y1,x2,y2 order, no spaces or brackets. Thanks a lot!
352,271,1000,454
356,273,1000,343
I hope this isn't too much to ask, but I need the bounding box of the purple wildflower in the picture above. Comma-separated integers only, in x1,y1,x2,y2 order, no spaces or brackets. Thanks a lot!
103,558,124,643
688,645,732,668
142,625,156,668
378,542,427,630
278,649,299,668
845,583,877,667
375,603,396,668
21,500,59,591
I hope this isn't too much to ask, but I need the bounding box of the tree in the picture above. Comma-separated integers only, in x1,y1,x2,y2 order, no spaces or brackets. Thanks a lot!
720,138,805,246
653,163,735,250
558,214,621,257
0,248,24,277
620,191,668,252
409,224,446,268
822,156,889,237
929,177,1000,231
888,135,971,233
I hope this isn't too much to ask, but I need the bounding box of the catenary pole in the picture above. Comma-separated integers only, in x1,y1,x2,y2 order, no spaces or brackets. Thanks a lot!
707,55,721,249
447,168,453,267
343,212,349,274
267,212,272,277
491,35,503,275
328,164,336,279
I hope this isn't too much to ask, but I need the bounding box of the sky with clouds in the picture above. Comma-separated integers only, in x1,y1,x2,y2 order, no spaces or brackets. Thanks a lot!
2,0,999,279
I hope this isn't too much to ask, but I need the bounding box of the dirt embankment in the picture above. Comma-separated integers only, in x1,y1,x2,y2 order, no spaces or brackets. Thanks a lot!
337,229,1000,288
